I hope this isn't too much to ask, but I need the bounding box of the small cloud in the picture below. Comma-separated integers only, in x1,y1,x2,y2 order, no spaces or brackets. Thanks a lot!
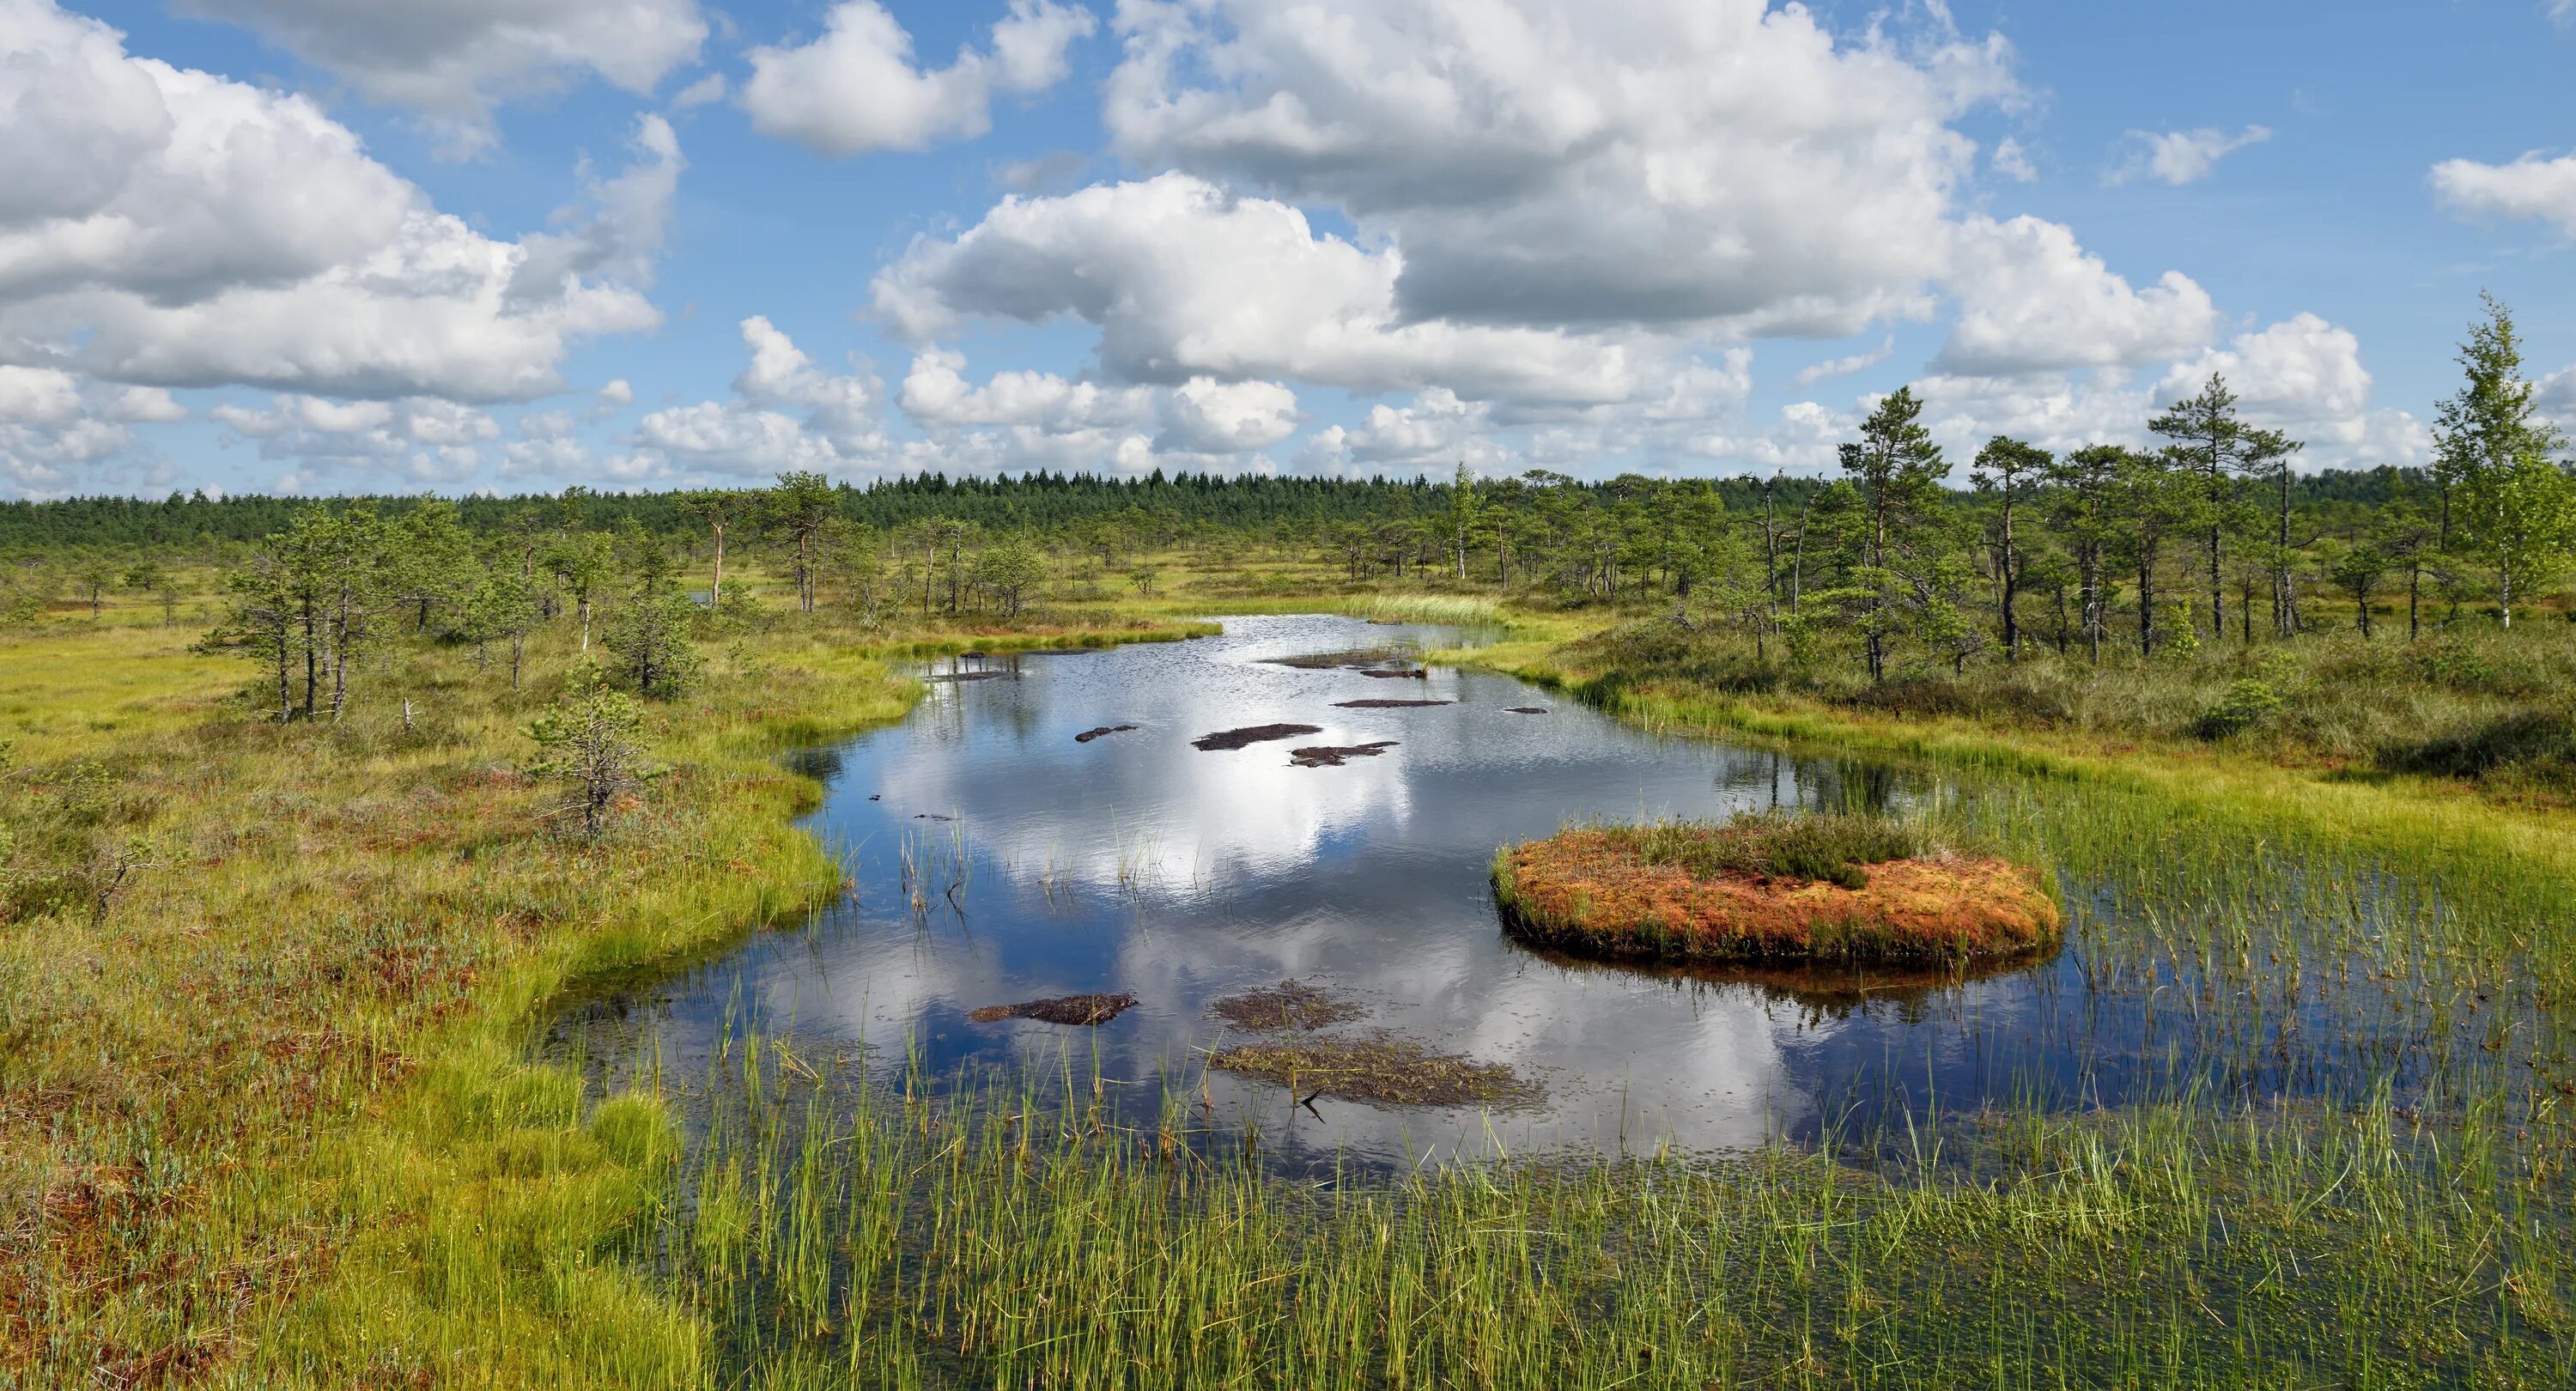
598,379,635,406
2432,149,2576,238
1792,337,1896,389
1990,137,2037,183
671,72,728,110
2107,125,2271,186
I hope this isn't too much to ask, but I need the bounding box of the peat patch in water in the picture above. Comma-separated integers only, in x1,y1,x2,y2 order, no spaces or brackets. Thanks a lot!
1211,1036,1539,1109
1507,707,1549,714
967,993,1139,1026
1263,649,1411,671
1289,741,1397,768
1210,980,1367,1031
1333,699,1452,709
1193,723,1323,750
1073,725,1138,743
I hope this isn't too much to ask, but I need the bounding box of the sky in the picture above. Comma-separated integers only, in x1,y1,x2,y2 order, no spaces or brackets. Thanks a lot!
3,0,2574,501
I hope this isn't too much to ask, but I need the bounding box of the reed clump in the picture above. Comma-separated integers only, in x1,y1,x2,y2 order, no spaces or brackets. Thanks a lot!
1359,593,1502,627
1493,811,2061,965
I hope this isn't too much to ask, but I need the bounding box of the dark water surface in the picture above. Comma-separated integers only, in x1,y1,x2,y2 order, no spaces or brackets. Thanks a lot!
542,614,2339,1167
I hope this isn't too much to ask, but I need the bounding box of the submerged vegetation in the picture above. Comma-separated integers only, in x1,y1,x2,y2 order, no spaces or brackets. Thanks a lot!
1493,813,2061,966
1206,1036,1538,1109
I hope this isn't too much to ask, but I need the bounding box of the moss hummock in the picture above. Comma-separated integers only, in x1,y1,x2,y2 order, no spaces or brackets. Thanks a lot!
1493,813,2061,966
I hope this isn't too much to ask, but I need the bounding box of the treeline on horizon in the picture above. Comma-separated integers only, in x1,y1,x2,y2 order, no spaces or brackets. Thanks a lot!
0,460,2458,552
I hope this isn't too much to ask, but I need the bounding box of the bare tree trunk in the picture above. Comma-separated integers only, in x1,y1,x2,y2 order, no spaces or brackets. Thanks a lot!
711,522,726,613
1999,486,2019,661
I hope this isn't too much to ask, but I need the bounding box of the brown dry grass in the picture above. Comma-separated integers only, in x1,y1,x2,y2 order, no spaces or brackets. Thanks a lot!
1493,829,2060,966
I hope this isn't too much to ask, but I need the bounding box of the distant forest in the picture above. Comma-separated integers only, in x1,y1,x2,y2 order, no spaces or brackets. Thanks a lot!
0,462,2454,550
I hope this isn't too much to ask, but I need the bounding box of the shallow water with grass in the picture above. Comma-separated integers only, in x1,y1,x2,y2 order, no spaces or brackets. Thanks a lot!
544,614,2574,1385
546,615,2561,1165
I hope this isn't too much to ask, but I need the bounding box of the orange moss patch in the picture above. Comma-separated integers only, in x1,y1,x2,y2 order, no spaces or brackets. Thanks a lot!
1494,829,2060,966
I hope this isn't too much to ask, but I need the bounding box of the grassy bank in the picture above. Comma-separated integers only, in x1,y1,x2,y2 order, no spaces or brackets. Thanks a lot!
0,596,1210,1386
1438,611,2576,886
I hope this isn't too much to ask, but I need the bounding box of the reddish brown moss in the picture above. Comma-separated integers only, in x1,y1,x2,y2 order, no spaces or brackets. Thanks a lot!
1493,827,2060,966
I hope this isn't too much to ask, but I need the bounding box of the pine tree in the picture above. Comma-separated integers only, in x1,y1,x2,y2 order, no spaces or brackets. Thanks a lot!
1836,387,1951,683
2436,295,2573,629
2150,374,2254,641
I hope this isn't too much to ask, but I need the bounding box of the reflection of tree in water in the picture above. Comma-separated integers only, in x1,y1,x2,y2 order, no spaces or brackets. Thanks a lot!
1511,942,2054,1026
781,745,845,783
1716,750,1927,817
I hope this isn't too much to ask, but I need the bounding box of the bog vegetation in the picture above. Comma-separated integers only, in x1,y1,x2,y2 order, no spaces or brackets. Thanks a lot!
0,294,2569,1385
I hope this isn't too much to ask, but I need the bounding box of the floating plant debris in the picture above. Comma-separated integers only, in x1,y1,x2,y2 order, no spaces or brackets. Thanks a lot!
1074,725,1138,743
966,993,1139,1026
1506,707,1549,714
1333,699,1452,708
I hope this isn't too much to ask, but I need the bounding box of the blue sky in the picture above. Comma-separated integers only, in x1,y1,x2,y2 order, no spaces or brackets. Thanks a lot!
4,0,2573,499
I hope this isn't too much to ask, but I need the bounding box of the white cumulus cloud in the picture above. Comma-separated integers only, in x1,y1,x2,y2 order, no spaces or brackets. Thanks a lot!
1935,216,2218,375
0,1,676,403
1157,377,1298,453
2432,149,2576,238
743,0,1095,156
1104,0,2014,335
872,173,1647,410
628,318,887,479
175,0,706,137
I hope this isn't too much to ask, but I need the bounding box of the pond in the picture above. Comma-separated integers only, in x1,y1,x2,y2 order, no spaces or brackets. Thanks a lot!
542,613,2497,1169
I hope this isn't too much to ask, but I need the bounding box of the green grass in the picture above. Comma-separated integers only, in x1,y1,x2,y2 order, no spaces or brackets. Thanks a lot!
0,585,1224,1387
631,1030,2570,1388
1607,810,1935,889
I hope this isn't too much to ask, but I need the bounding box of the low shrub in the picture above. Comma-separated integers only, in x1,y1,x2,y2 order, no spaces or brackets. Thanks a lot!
2190,678,2284,740
2379,708,2576,794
